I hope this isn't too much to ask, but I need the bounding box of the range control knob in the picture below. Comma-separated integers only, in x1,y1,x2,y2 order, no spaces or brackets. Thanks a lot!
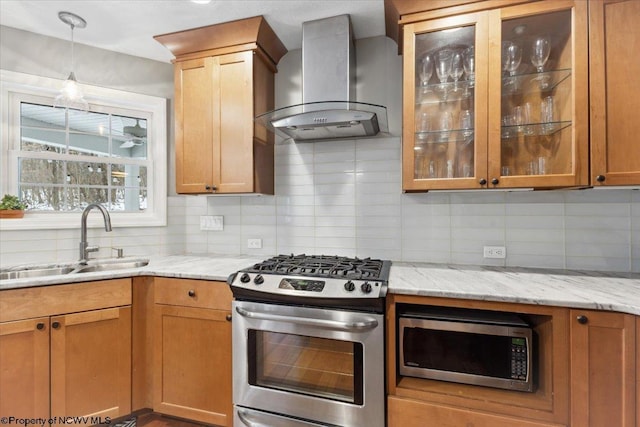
344,281,355,292
361,282,372,294
254,274,264,285
240,273,251,283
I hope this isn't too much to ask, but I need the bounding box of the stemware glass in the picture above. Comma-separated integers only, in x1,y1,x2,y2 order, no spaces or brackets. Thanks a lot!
502,41,522,76
418,54,434,95
531,36,551,89
435,49,453,101
450,50,464,92
462,46,475,89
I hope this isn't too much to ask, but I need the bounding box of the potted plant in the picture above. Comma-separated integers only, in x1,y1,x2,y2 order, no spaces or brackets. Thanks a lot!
0,194,27,218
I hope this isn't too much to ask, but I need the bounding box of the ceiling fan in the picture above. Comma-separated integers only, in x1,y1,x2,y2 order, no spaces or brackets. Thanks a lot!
120,119,147,148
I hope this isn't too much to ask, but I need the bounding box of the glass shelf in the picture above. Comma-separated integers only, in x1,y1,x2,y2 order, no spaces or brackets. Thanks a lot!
500,120,571,139
501,68,571,96
415,129,474,144
415,81,475,105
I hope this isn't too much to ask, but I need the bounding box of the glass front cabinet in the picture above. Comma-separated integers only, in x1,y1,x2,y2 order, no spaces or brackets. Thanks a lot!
402,1,588,191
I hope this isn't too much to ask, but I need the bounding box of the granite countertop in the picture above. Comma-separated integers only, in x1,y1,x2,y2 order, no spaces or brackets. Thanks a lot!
2,255,640,316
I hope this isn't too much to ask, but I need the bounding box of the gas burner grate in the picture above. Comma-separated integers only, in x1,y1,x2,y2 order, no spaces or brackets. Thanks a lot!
247,254,388,280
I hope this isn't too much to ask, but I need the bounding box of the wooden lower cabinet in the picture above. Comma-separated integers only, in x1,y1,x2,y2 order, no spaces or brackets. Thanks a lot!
0,279,132,421
0,317,49,421
153,278,232,426
570,309,636,427
50,307,132,418
388,396,565,427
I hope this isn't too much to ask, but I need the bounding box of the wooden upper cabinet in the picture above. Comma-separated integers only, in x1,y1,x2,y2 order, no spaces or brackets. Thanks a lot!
155,16,286,195
589,0,640,186
398,1,588,191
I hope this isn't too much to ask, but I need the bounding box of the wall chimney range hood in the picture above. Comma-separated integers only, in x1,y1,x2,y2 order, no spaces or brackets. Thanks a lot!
256,15,388,142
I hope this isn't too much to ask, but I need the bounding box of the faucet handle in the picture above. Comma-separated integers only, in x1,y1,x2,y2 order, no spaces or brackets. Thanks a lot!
111,247,124,258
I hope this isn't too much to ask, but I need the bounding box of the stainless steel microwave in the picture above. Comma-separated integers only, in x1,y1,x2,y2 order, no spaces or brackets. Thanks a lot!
398,306,534,392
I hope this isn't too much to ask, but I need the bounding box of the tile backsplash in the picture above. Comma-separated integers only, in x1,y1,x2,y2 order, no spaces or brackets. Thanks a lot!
1,136,639,273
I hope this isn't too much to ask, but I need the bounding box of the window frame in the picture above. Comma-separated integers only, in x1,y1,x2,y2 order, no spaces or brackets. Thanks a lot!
0,69,167,230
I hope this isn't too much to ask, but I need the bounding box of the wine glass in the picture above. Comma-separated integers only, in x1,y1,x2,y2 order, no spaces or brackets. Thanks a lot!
462,46,475,89
418,54,434,95
435,49,453,101
531,36,551,73
450,50,464,92
531,36,551,89
502,41,522,76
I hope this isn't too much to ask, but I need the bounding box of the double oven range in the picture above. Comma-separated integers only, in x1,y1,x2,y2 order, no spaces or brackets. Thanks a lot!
228,254,391,427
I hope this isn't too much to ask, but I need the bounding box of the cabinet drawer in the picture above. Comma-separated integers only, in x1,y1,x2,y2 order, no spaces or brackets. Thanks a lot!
154,277,231,310
0,279,131,323
388,396,566,427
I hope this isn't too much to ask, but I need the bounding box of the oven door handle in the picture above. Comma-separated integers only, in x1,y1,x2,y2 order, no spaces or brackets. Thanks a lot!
235,306,379,331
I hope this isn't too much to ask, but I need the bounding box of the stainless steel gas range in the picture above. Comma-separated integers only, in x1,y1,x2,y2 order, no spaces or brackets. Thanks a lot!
228,254,391,427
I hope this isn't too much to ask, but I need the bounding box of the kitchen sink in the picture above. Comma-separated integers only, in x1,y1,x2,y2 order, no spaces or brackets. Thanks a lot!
72,259,149,273
0,258,149,280
0,266,76,280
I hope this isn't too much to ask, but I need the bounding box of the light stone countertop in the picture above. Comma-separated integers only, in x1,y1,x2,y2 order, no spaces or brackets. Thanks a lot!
2,255,640,316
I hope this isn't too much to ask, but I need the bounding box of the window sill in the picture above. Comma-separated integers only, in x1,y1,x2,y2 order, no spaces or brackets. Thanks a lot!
0,211,166,230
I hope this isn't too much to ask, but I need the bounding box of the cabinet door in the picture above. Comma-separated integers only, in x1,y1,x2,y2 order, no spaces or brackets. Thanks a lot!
175,57,215,194
50,307,132,418
487,0,588,189
590,0,640,186
153,305,232,426
570,310,635,427
402,12,490,191
0,318,49,420
215,51,255,193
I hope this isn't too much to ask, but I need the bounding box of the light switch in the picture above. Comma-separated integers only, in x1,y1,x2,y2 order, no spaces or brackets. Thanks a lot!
200,215,223,231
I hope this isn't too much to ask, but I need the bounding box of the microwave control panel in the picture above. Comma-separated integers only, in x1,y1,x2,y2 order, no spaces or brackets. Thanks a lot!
510,337,528,381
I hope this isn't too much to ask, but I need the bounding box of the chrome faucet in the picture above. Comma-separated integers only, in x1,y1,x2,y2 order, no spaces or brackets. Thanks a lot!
79,203,112,264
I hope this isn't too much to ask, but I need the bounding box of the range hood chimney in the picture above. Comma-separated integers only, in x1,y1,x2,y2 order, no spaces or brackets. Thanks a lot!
256,15,388,142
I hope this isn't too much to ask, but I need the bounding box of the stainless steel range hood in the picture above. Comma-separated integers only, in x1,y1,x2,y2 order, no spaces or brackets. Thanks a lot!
256,15,388,142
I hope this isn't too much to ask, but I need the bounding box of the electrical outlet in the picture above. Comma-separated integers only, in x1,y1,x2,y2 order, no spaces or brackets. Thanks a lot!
200,215,223,231
247,238,262,249
483,246,506,259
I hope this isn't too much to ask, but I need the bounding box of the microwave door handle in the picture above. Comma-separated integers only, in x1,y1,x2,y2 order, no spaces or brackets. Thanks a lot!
235,306,379,331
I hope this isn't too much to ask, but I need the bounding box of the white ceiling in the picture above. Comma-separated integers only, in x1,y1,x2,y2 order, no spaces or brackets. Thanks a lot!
0,0,386,63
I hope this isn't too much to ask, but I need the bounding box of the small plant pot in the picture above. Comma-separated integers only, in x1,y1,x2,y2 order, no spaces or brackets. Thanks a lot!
0,210,24,219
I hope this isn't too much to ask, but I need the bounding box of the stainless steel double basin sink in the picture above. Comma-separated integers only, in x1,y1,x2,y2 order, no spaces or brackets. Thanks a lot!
0,258,149,281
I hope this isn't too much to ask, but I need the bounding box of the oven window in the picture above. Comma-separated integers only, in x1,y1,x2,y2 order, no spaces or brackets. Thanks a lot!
248,330,363,404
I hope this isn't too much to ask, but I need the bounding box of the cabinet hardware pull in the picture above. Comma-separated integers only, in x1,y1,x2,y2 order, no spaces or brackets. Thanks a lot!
491,178,499,185
188,289,196,297
479,178,487,185
36,322,45,330
205,185,218,192
225,314,232,321
596,175,606,183
52,321,61,329
576,315,588,324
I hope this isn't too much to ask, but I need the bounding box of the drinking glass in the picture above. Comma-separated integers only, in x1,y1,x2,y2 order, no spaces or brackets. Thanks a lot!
531,36,551,73
540,96,555,134
439,111,453,142
435,49,453,84
450,50,464,91
415,110,431,140
419,54,434,94
462,46,475,88
502,41,522,76
460,110,473,139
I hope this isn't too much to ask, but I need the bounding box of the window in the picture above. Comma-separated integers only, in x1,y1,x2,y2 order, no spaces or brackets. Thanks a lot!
0,70,167,229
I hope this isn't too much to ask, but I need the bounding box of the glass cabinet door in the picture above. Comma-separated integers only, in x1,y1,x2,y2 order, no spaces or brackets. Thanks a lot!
403,13,489,191
487,1,588,188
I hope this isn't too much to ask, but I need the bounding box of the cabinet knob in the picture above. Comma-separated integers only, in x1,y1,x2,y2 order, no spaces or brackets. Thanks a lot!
205,185,218,192
491,178,499,185
36,322,45,330
52,321,61,329
596,175,606,183
576,315,588,325
479,178,487,185
225,314,232,322
188,289,196,297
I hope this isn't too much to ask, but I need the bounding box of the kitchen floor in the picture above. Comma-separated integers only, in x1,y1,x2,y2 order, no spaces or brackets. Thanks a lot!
136,413,208,427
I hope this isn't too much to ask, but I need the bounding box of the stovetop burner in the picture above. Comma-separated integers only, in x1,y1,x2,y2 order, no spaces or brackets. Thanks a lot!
246,254,388,280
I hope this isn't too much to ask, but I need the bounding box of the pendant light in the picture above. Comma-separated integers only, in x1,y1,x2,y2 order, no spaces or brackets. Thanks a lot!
54,11,89,111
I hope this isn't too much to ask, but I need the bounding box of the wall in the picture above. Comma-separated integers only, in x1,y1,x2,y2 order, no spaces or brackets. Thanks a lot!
1,28,639,273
